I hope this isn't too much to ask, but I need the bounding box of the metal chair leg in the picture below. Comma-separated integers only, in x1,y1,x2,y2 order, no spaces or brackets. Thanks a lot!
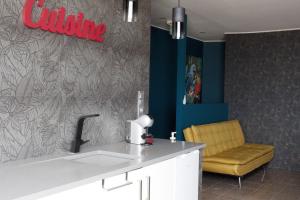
261,165,267,182
238,176,242,189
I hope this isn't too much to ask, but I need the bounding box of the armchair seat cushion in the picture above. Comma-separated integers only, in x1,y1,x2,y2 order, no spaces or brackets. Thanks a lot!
204,144,274,165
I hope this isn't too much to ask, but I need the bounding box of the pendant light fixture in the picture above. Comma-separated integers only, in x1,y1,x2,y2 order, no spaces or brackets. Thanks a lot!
172,0,186,39
123,0,138,22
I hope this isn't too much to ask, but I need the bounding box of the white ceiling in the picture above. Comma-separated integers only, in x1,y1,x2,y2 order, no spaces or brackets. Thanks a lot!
151,0,300,41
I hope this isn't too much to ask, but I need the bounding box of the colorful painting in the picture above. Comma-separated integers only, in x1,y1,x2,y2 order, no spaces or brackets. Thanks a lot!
185,56,202,104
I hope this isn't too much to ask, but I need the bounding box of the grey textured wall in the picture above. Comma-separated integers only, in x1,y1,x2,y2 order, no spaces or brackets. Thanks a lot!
0,0,150,162
225,31,300,171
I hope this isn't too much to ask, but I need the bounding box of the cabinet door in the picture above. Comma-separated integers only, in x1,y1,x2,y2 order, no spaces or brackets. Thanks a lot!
174,150,200,200
39,173,141,200
100,173,141,200
145,158,175,200
38,181,102,200
100,180,141,200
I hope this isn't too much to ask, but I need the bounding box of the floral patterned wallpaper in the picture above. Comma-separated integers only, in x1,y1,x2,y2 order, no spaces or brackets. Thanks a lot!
225,31,300,171
0,0,150,162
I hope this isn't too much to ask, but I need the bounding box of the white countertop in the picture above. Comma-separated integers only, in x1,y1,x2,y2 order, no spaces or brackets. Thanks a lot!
0,139,205,200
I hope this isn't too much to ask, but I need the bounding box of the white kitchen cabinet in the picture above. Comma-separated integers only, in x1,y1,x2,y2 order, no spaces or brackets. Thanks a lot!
174,150,200,200
100,173,142,200
39,174,140,200
128,158,176,200
143,158,176,200
38,150,200,200
127,150,200,200
38,181,102,200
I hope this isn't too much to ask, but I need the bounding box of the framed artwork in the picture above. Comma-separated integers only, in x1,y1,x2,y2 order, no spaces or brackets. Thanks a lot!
185,56,202,104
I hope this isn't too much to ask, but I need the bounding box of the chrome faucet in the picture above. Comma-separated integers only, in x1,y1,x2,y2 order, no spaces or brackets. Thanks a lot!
71,114,100,153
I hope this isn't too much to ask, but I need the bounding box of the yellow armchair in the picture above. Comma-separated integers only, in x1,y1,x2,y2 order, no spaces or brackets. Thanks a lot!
184,120,274,188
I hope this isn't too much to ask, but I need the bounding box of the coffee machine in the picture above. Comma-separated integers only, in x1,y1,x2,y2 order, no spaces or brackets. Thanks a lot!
127,115,154,145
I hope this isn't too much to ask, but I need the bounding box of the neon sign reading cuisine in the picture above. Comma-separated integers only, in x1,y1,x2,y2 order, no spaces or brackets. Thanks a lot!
23,0,107,43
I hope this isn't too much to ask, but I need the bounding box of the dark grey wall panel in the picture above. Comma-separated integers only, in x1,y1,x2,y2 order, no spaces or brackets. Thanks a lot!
225,31,300,171
0,0,150,162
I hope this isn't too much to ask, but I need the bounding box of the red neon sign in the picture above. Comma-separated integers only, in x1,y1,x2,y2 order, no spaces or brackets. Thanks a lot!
23,0,106,43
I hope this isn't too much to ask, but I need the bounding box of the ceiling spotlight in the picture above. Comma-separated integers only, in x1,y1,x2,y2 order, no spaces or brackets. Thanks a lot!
172,0,186,39
123,0,138,22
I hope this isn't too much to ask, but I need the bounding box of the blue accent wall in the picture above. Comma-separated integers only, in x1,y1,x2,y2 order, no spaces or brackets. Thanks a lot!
149,27,177,139
202,43,225,103
175,39,228,140
187,37,203,57
149,26,228,140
